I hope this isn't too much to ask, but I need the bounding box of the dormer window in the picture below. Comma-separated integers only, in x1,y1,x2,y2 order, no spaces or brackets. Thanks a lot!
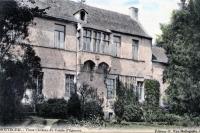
73,9,88,22
80,10,86,21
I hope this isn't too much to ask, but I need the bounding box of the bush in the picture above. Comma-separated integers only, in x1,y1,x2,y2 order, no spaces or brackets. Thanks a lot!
114,99,124,123
36,98,68,119
142,107,166,122
123,104,143,122
67,93,81,119
84,100,104,120
114,80,142,123
144,79,160,107
79,84,104,121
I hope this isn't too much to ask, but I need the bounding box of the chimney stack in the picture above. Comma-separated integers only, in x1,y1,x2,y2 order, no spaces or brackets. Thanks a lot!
129,7,138,21
178,0,186,9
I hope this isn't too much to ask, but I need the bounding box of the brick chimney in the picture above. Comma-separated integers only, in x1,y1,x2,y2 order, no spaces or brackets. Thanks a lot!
129,7,138,21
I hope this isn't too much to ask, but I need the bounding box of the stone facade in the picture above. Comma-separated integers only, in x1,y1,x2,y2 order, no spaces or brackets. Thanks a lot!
27,0,168,118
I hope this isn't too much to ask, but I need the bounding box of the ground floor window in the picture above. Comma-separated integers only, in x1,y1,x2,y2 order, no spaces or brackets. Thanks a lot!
136,81,144,101
65,74,75,98
106,78,115,99
36,72,43,95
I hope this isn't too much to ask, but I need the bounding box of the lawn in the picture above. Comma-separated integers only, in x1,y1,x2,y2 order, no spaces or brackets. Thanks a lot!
2,116,195,133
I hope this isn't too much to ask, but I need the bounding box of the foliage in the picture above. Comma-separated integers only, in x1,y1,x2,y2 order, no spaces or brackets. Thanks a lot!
114,81,126,123
36,99,68,119
0,0,46,61
0,46,41,124
144,79,160,107
84,100,104,121
67,93,81,119
114,80,141,123
0,0,45,125
156,0,200,115
114,99,125,123
123,104,143,122
78,83,104,120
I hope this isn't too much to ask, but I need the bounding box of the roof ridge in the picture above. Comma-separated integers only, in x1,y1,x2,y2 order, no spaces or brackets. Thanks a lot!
66,0,132,19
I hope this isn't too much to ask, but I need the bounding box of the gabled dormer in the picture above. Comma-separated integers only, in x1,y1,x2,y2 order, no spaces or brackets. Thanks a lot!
73,9,88,22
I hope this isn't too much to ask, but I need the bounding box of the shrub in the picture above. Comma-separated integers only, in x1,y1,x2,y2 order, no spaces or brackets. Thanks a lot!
123,104,143,122
67,93,81,119
114,99,124,123
36,98,68,119
79,84,104,121
144,79,160,107
164,114,183,125
142,107,166,122
84,100,104,120
114,80,142,123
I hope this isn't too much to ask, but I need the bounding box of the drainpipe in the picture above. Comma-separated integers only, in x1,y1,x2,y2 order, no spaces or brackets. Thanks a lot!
76,23,82,90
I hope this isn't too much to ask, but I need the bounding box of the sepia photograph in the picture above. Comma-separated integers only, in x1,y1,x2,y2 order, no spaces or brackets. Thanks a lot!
0,0,200,132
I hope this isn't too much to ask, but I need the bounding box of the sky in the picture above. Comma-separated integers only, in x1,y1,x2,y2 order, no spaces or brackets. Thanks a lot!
72,0,180,43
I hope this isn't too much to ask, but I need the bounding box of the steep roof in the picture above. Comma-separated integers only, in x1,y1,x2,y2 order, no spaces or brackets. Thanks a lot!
152,47,168,64
34,0,151,39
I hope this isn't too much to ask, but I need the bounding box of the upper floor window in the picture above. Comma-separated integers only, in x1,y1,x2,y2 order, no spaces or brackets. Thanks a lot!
132,39,139,60
106,78,115,99
80,11,86,21
93,31,101,53
54,24,65,49
65,74,75,98
102,33,110,53
112,36,121,56
83,29,92,51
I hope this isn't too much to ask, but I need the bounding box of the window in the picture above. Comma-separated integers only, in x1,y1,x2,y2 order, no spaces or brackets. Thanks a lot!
98,62,109,74
137,81,143,101
102,33,110,53
83,60,95,72
113,36,121,56
82,29,111,54
93,31,101,53
80,11,86,21
106,78,115,99
65,74,75,98
83,29,92,51
36,72,43,95
54,24,65,49
132,39,139,60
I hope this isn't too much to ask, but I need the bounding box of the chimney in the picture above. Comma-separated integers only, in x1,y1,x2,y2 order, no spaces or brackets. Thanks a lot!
178,0,186,10
129,7,138,21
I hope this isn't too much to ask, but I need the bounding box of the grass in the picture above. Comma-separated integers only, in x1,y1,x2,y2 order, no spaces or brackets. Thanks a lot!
5,116,192,130
104,122,184,129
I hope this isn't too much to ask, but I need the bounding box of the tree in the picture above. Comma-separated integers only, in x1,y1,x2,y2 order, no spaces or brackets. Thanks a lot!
157,0,200,116
0,0,45,124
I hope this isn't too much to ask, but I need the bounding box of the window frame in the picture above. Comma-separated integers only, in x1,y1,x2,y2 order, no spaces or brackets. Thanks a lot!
83,29,92,51
65,74,75,98
106,78,115,99
93,30,102,53
102,33,110,54
132,39,139,60
136,81,144,101
36,72,44,95
113,35,121,57
54,24,65,49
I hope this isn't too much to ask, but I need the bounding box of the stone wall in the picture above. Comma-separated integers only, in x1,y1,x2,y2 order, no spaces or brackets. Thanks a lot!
28,17,166,109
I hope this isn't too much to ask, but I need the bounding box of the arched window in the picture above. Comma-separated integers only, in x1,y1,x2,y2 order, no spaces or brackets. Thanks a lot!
83,60,95,72
98,62,109,74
